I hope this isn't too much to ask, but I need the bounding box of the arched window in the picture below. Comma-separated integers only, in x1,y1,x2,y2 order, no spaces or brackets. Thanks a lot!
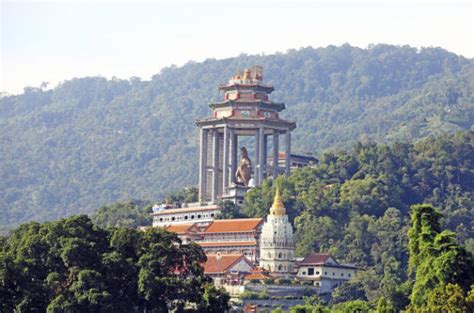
278,252,282,259
278,264,282,271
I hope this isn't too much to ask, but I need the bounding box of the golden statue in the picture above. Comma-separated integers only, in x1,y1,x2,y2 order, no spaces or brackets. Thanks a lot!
235,147,252,186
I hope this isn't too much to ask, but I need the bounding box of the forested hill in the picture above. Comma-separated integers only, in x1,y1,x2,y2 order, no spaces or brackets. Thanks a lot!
1,44,473,229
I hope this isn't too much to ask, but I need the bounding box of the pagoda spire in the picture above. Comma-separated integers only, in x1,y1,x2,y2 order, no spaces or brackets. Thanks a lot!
270,187,285,216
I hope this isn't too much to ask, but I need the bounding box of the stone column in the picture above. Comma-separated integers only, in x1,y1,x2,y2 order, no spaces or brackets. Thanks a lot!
212,129,219,202
263,133,268,180
229,129,237,186
255,129,260,185
273,130,279,179
285,130,291,177
258,127,265,184
222,126,229,195
198,128,208,202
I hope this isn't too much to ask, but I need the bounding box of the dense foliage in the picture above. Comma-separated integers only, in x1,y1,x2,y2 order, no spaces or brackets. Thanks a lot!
274,204,474,312
1,44,473,230
243,131,473,310
0,215,229,312
91,200,153,229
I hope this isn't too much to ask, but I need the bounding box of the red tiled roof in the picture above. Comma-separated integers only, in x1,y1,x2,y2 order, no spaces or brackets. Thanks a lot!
198,241,257,247
244,273,273,280
163,223,196,234
204,254,252,274
204,218,263,233
298,252,331,265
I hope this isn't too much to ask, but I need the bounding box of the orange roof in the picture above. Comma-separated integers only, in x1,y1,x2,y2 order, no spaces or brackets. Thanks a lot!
244,273,273,280
151,205,219,216
163,223,196,234
204,254,252,274
204,218,263,233
198,241,257,247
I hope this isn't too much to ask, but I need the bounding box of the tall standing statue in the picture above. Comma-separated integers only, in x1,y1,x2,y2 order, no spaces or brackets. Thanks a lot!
235,147,252,186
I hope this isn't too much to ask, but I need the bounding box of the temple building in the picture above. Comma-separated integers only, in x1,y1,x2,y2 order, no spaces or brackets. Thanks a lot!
259,189,295,277
196,66,296,204
151,203,220,227
204,254,254,285
147,67,357,295
295,252,358,293
157,218,263,262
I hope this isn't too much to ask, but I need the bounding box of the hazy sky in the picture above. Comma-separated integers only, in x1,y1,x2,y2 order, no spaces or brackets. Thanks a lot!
1,0,473,94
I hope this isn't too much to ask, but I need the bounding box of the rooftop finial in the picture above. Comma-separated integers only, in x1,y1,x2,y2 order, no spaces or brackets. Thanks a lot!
271,187,285,216
242,68,251,80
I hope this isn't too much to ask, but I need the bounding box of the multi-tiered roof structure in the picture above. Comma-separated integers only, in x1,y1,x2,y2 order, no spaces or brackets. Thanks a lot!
196,66,296,204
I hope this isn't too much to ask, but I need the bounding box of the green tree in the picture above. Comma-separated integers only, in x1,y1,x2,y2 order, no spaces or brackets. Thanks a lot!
407,204,474,308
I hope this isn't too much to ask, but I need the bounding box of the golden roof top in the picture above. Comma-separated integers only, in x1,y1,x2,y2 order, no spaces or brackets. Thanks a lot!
242,68,251,80
270,188,286,216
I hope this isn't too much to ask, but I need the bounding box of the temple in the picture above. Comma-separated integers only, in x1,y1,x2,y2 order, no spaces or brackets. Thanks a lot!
148,67,357,305
259,188,295,277
196,66,296,204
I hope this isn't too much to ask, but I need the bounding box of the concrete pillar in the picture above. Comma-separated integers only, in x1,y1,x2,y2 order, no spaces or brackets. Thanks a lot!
285,130,291,177
255,129,260,185
258,127,265,184
222,126,229,194
212,129,219,202
273,130,279,179
229,129,237,186
263,134,268,179
198,128,208,202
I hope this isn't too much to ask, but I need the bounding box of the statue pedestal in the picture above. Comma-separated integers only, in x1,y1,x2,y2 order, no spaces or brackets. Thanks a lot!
221,184,249,206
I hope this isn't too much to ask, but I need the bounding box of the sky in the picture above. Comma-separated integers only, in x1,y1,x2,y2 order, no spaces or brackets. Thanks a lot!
1,0,473,94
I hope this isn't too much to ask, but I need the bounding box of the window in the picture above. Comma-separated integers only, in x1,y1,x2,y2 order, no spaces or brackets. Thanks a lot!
184,216,188,220
348,273,351,277
341,273,344,277
198,214,201,218
302,271,306,275
308,268,314,276
333,272,335,276
324,272,327,275
211,213,214,217
191,215,194,219
159,218,163,222
172,217,175,221
316,271,320,275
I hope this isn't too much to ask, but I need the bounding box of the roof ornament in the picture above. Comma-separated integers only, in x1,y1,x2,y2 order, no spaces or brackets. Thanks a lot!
270,187,285,216
242,68,251,80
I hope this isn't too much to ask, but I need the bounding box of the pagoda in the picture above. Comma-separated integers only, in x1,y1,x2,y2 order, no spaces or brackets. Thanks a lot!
196,66,296,204
259,188,295,277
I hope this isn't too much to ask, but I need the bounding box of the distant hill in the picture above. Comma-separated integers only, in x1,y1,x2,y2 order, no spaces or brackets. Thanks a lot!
1,44,473,229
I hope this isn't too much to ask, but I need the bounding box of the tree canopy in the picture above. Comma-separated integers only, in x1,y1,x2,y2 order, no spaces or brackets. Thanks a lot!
0,215,229,312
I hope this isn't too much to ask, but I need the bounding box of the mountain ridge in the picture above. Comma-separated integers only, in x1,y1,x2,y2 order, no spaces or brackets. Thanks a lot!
1,44,473,228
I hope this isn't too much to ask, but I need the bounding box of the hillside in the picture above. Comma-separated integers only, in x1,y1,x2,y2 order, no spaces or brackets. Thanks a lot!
1,44,473,228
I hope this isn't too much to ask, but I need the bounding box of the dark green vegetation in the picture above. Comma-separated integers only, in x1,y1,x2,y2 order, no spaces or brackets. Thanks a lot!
0,215,230,312
92,200,152,229
1,44,473,230
240,131,474,311
271,204,474,312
